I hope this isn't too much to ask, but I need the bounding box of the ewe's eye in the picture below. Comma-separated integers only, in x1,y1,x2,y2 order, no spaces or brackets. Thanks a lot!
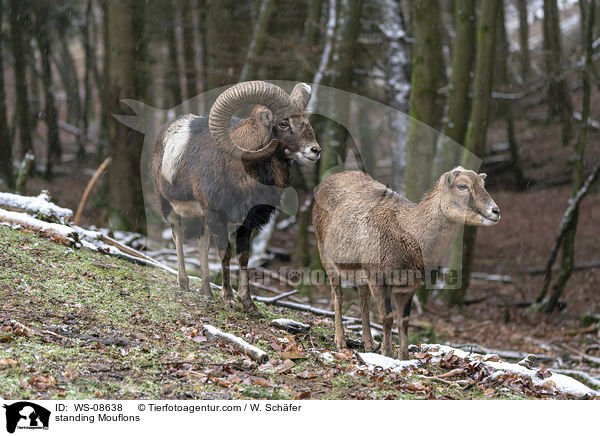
278,121,290,129
457,184,469,191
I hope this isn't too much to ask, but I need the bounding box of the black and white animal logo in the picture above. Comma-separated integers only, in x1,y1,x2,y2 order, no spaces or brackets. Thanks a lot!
3,402,50,433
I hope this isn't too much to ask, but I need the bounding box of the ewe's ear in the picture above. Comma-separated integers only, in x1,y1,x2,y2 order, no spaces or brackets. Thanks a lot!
479,173,487,180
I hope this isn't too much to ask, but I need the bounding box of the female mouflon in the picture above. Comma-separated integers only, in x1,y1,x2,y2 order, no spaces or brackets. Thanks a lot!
312,167,500,359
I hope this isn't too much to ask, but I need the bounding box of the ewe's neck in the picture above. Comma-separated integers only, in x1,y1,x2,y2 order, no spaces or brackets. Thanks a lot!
406,183,459,266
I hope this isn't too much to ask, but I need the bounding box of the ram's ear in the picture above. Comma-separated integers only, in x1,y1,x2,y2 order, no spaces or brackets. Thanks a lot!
251,105,274,130
479,173,487,180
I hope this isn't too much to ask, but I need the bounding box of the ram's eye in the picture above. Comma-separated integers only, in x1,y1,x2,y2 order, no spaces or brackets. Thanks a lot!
278,121,290,129
457,184,469,191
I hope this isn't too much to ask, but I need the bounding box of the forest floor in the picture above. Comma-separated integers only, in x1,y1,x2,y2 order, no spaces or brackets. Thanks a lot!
4,223,598,400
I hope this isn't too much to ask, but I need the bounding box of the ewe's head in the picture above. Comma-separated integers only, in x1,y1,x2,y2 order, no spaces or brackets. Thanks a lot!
440,166,500,226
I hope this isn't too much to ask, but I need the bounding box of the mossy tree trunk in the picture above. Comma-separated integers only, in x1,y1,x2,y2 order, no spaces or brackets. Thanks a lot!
404,0,443,202
106,0,148,232
434,0,476,177
447,0,500,307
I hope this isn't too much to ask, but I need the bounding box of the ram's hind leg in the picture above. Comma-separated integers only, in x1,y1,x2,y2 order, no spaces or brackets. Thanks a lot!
357,284,375,352
218,241,234,308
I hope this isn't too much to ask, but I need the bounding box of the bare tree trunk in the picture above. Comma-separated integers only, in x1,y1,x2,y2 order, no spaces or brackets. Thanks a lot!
515,0,530,80
447,0,500,307
106,0,147,232
543,0,573,145
434,0,476,177
8,0,33,159
34,0,62,179
542,0,596,313
0,0,13,187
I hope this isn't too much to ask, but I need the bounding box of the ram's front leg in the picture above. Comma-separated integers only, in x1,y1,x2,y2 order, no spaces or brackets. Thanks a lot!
236,225,260,315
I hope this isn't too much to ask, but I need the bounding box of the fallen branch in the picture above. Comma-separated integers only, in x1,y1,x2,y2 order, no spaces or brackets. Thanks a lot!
536,162,600,304
203,324,268,364
256,290,299,304
446,342,556,363
74,157,111,225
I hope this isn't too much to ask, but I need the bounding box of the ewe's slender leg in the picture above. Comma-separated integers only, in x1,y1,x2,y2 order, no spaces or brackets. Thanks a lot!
370,282,394,357
236,226,259,315
358,284,375,352
329,271,347,350
392,287,415,360
171,217,188,290
197,220,212,298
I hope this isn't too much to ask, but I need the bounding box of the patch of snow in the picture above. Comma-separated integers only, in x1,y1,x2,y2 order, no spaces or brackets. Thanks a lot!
204,324,267,362
320,352,334,363
271,318,310,330
420,343,597,397
358,352,420,372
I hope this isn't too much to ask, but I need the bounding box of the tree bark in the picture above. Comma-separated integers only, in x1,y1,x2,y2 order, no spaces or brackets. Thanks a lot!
34,0,62,179
81,0,94,160
447,0,500,307
8,0,33,159
106,0,147,232
0,0,13,187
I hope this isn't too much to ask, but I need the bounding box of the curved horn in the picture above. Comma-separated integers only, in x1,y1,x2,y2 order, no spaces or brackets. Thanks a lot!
290,83,312,110
209,81,295,161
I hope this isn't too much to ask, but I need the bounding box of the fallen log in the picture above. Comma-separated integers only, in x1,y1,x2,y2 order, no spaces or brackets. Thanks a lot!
203,324,268,364
0,207,79,246
0,191,73,224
